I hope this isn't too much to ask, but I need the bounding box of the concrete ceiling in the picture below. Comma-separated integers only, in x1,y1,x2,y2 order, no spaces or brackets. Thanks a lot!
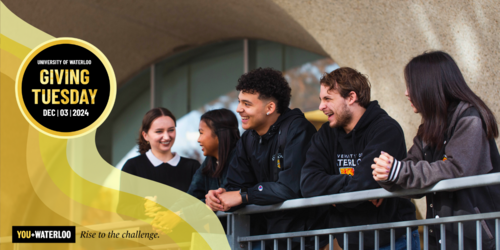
3,0,327,88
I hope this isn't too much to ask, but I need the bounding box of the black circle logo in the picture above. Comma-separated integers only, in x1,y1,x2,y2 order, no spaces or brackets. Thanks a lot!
16,38,116,138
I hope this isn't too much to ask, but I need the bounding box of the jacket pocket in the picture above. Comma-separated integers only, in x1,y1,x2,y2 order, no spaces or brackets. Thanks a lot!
474,207,494,240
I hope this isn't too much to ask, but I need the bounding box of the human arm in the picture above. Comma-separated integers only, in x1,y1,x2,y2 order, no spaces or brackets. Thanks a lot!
301,121,407,208
301,126,347,197
187,161,208,203
380,116,493,188
185,158,228,211
117,159,148,219
144,196,161,217
224,119,316,206
245,119,317,205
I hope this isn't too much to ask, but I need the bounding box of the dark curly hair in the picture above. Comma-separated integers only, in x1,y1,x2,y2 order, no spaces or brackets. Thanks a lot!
236,67,291,114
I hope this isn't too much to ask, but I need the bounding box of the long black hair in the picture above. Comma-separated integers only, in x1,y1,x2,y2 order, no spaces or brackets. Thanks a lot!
404,51,498,148
201,109,240,178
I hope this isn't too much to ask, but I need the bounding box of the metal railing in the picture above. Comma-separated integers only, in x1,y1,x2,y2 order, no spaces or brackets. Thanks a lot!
3,173,498,249
222,172,500,250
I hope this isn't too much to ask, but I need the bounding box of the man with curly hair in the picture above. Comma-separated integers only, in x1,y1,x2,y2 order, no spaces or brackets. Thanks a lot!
206,67,327,249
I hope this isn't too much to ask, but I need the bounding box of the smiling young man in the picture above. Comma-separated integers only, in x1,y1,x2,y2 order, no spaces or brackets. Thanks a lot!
206,67,326,249
300,67,419,249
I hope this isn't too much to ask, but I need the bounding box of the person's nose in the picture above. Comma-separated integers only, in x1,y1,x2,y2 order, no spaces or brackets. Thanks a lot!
319,100,326,111
236,103,244,113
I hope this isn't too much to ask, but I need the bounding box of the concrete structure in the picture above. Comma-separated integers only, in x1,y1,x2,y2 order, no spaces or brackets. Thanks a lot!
5,2,499,245
5,0,498,150
273,0,500,148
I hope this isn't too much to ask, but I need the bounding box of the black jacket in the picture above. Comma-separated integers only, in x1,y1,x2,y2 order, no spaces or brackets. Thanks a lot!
186,149,236,233
226,108,326,249
187,149,235,202
300,101,417,249
380,102,500,250
226,108,317,203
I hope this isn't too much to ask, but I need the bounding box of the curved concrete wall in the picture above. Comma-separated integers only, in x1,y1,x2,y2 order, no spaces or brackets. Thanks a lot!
3,0,327,88
4,0,499,147
273,0,500,147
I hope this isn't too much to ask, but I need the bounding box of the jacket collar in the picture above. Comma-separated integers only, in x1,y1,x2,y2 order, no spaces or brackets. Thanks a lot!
446,101,472,136
250,108,302,143
336,101,386,136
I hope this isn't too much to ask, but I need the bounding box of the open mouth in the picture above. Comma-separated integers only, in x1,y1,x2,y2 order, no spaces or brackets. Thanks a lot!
241,116,249,123
324,112,334,119
160,141,171,146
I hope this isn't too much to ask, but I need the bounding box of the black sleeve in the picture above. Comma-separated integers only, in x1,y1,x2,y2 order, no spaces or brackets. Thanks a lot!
247,119,316,205
301,121,407,209
117,159,146,219
187,160,207,202
220,149,237,189
189,159,201,186
301,127,349,197
226,132,258,192
192,160,201,173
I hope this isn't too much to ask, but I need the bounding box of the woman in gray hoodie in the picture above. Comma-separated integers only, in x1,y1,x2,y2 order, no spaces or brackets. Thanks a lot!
372,51,500,250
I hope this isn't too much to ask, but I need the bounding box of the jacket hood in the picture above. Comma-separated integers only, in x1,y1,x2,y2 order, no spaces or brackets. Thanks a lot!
420,101,471,149
251,108,303,143
447,101,472,136
338,101,387,135
334,101,389,153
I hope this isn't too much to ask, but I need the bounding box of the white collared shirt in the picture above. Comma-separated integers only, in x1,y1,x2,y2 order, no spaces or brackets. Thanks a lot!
145,149,180,167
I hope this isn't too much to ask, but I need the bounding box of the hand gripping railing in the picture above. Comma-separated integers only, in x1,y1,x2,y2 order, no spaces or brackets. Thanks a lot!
221,172,500,250
2,173,498,249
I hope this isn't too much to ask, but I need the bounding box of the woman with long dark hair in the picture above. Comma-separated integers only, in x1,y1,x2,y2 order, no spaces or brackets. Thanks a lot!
372,51,500,249
187,108,240,209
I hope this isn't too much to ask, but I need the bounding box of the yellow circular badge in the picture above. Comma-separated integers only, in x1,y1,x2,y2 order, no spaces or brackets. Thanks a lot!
15,38,116,139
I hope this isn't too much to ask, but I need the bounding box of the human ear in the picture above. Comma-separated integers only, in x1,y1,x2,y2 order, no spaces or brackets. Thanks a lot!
347,91,357,105
266,101,277,115
142,131,149,142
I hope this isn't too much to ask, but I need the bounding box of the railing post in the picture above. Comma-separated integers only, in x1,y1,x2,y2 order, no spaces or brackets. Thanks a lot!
227,213,250,249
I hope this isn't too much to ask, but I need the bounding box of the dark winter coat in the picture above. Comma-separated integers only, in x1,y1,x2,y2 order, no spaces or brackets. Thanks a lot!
187,149,235,202
226,108,327,249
